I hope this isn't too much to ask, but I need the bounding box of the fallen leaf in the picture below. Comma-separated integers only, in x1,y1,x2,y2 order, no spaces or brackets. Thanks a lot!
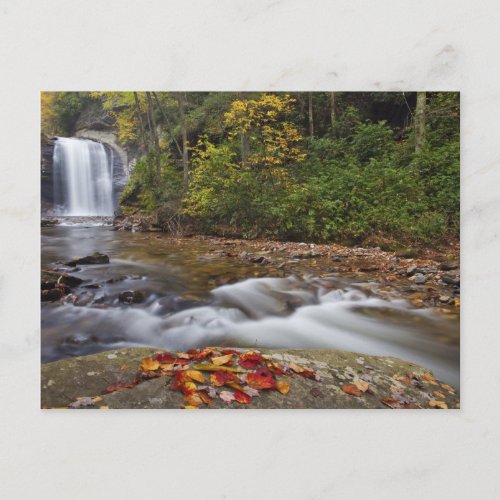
433,390,446,399
246,368,276,390
185,370,205,383
288,362,304,373
192,363,243,373
421,373,439,386
234,391,252,404
341,384,362,397
184,392,204,406
155,353,175,363
242,386,260,398
198,391,213,405
140,357,160,372
101,383,135,394
275,380,290,395
99,406,110,410
182,405,199,410
441,383,455,393
69,397,94,409
176,352,192,359
210,371,236,387
353,379,370,393
429,399,448,409
219,391,235,403
211,353,233,366
239,352,264,370
160,363,175,372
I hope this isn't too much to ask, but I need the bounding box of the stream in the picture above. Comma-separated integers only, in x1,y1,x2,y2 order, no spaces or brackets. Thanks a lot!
41,224,460,386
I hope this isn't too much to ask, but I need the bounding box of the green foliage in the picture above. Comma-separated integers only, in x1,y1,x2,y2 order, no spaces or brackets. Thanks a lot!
41,90,459,246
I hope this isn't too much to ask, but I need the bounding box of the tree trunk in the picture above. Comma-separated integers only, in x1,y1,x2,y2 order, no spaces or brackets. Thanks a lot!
133,92,151,171
330,92,336,131
415,91,426,154
177,93,189,185
146,92,161,179
152,91,183,158
308,92,314,138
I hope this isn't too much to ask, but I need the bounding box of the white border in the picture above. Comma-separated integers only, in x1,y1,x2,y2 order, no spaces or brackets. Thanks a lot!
1,1,499,498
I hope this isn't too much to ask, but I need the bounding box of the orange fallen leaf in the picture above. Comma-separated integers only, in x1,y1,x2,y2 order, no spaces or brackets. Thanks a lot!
210,371,236,387
421,373,439,386
288,362,304,373
341,384,362,397
140,357,160,372
185,370,205,383
198,391,213,405
234,391,252,404
275,380,290,395
433,390,446,399
441,383,455,393
192,363,243,373
353,379,370,393
211,354,233,366
160,363,175,372
184,392,204,406
182,405,199,410
429,399,448,409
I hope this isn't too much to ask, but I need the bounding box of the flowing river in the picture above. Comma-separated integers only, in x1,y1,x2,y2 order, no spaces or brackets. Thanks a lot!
41,224,459,386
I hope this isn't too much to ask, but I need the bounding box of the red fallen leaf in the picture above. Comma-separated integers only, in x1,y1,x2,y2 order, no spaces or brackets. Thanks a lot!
154,353,175,363
174,359,190,366
221,349,241,355
246,368,275,390
298,369,317,379
266,362,284,376
192,348,214,360
210,370,236,387
239,352,265,370
234,391,252,404
171,371,196,395
101,382,135,394
341,384,363,397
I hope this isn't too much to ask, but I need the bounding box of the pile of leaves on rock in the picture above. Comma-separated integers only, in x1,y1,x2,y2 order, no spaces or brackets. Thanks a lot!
137,348,320,409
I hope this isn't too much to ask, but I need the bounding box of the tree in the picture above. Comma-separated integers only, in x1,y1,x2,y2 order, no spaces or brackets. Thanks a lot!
415,91,426,153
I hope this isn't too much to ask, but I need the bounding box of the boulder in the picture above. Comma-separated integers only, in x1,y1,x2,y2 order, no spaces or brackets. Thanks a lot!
41,270,84,288
65,252,110,266
118,290,146,304
41,347,460,410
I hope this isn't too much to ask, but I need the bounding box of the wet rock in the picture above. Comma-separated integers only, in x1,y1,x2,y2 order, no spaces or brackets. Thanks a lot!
358,266,379,272
406,265,417,276
41,270,84,288
41,288,66,302
442,273,460,286
75,291,95,306
439,295,451,303
41,219,58,227
118,290,146,305
414,273,427,284
331,255,343,262
66,252,110,266
440,261,459,271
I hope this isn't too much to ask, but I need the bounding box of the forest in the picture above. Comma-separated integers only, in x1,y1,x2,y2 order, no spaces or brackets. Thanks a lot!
41,91,459,248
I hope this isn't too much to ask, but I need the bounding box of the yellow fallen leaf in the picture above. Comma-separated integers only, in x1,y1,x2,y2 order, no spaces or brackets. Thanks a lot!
186,370,205,383
429,399,448,409
433,390,446,399
276,380,290,394
160,363,175,372
183,381,198,393
454,298,460,307
192,363,244,373
140,357,160,372
182,405,199,410
441,383,455,393
176,352,191,359
353,379,370,393
211,354,233,366
99,406,110,410
92,396,103,403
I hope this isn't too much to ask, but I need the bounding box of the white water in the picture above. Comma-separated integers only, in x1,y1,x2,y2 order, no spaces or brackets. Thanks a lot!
42,275,459,385
53,137,114,216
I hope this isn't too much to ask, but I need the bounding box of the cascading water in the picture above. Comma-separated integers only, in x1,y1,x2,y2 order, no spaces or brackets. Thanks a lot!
53,137,114,216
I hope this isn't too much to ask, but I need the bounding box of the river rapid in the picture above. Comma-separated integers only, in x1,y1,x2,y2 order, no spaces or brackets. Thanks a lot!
41,224,460,386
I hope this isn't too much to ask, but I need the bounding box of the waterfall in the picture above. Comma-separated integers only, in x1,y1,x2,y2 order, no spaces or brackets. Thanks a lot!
53,137,114,216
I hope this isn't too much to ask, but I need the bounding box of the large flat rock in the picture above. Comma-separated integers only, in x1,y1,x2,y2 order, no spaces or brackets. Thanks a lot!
41,348,459,409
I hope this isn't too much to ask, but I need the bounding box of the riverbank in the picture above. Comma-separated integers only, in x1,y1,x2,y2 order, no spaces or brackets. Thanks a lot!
41,347,459,409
